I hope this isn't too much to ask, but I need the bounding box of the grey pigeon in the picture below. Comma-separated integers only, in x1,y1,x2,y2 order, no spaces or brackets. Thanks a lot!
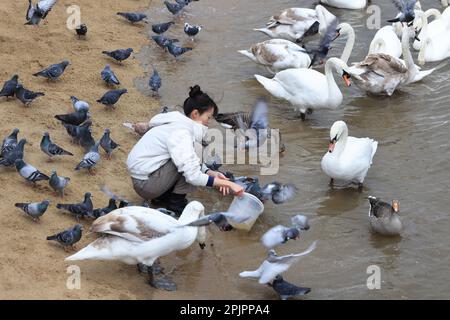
33,60,70,81
0,139,26,167
102,48,134,63
97,89,127,109
15,200,50,221
164,1,185,15
62,120,92,144
239,241,317,284
387,0,417,25
54,109,89,126
308,17,339,67
260,182,297,204
14,84,44,106
270,275,311,300
152,21,174,34
368,196,402,236
184,23,202,40
49,170,70,197
176,0,198,5
26,0,58,26
56,192,93,220
100,185,134,208
151,35,179,51
183,211,252,232
1,128,19,158
0,75,19,99
75,141,100,174
261,215,310,249
101,64,120,86
149,66,161,96
75,24,87,38
15,159,50,183
70,96,89,112
100,128,119,159
117,12,148,24
46,224,83,251
234,99,269,149
166,43,192,59
88,198,117,219
40,132,73,160
78,127,96,152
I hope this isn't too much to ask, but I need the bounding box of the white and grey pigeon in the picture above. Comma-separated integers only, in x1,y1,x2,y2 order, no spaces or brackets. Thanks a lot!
1,128,19,158
260,182,297,204
49,170,70,197
239,241,317,284
70,96,90,112
261,215,310,249
183,211,252,232
15,200,50,221
14,159,50,183
184,23,202,40
75,141,101,174
101,65,120,86
26,0,58,26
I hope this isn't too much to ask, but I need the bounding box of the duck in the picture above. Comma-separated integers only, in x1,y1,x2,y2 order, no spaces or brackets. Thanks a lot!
65,201,206,289
238,39,311,74
319,0,367,10
321,121,378,189
254,57,351,120
254,5,336,43
368,26,402,58
367,196,402,236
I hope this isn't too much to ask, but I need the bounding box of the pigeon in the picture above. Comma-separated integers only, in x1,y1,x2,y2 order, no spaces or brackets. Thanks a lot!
56,192,93,220
100,128,119,159
261,215,310,249
0,139,26,167
100,185,134,208
75,24,87,38
49,170,70,197
15,159,50,183
117,12,148,24
235,99,269,150
46,224,83,251
260,182,297,204
367,196,402,236
183,211,252,231
62,120,92,144
387,0,417,25
166,43,192,59
54,109,89,126
14,84,44,106
0,75,19,99
149,66,161,96
78,127,96,152
102,48,134,63
75,141,101,174
151,35,179,51
88,199,117,219
269,275,311,300
239,241,317,284
152,21,174,34
40,132,73,160
25,0,58,26
164,1,185,15
1,128,19,158
97,89,127,109
232,176,263,199
70,96,89,112
33,60,70,81
184,23,202,40
101,65,120,86
176,0,198,5
15,200,50,221
307,17,339,67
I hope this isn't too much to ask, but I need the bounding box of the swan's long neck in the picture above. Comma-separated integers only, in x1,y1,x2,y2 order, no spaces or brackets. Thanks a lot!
324,58,344,100
334,129,348,156
441,0,449,8
418,13,429,65
425,8,442,20
401,29,415,70
339,23,355,64
369,38,386,54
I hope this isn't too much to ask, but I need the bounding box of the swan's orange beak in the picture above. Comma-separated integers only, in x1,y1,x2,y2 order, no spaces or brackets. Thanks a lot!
342,73,351,87
328,141,335,153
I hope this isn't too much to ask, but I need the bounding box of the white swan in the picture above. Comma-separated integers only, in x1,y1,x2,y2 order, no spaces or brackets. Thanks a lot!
321,121,378,188
368,26,402,58
238,39,311,74
254,57,351,120
254,5,336,43
66,201,206,287
441,0,449,8
413,9,446,50
319,0,367,10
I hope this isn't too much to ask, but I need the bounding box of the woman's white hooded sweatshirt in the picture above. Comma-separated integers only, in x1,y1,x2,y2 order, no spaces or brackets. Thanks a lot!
127,111,210,186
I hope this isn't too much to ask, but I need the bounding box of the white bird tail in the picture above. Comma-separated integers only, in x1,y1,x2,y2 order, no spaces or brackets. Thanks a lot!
255,74,289,101
238,50,257,63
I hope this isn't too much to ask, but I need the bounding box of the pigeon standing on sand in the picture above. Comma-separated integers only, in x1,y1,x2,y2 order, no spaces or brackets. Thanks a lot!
40,132,73,160
152,21,174,34
260,182,297,204
97,89,127,109
149,66,161,96
184,23,202,40
0,139,26,167
102,48,134,63
62,120,92,144
54,109,89,126
0,75,19,99
25,0,58,26
117,12,148,24
75,24,87,38
101,65,120,86
14,84,44,106
49,170,70,197
1,128,19,158
70,96,89,112
261,215,310,249
151,35,179,51
100,128,119,159
33,60,70,81
269,275,311,300
166,43,192,59
56,193,93,220
46,224,83,251
164,1,185,15
15,159,50,183
15,200,50,221
75,141,101,174
88,199,117,219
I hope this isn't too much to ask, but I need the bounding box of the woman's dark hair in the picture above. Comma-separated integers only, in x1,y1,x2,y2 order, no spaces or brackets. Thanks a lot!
183,85,218,117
